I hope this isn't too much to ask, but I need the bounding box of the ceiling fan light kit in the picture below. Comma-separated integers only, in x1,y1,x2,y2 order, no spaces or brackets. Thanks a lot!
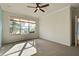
27,3,49,13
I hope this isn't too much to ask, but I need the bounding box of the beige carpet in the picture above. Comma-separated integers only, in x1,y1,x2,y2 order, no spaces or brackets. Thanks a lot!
33,39,79,56
1,39,79,56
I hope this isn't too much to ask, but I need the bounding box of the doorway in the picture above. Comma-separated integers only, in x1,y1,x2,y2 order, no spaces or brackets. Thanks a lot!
74,16,79,47
76,17,79,46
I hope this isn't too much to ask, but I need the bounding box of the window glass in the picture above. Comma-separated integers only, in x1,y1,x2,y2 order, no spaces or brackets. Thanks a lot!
13,21,20,34
21,22,29,34
10,19,20,34
29,23,36,33
9,18,36,35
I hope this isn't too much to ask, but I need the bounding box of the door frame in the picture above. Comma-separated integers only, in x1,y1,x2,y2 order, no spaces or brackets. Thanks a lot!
75,16,78,47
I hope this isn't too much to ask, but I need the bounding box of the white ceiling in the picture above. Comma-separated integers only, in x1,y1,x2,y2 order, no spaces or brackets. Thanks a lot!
0,3,79,18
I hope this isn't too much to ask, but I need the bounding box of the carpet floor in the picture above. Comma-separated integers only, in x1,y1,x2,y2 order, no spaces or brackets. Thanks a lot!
0,39,79,56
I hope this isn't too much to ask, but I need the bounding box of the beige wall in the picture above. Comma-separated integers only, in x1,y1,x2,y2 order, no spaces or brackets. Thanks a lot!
39,6,71,46
3,11,39,44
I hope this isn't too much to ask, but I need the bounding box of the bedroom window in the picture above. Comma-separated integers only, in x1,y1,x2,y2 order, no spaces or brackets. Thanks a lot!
29,23,36,33
21,22,29,34
9,18,36,35
10,19,20,34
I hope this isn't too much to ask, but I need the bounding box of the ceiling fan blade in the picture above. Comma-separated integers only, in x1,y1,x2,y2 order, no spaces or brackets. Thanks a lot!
40,4,49,8
27,6,36,8
40,8,45,12
34,9,38,13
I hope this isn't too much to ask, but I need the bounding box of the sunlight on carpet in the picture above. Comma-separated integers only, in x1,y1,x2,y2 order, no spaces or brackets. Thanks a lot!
21,47,37,56
3,42,37,56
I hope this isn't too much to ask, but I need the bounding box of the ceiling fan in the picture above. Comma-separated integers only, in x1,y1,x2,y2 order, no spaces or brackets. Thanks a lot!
27,3,49,13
